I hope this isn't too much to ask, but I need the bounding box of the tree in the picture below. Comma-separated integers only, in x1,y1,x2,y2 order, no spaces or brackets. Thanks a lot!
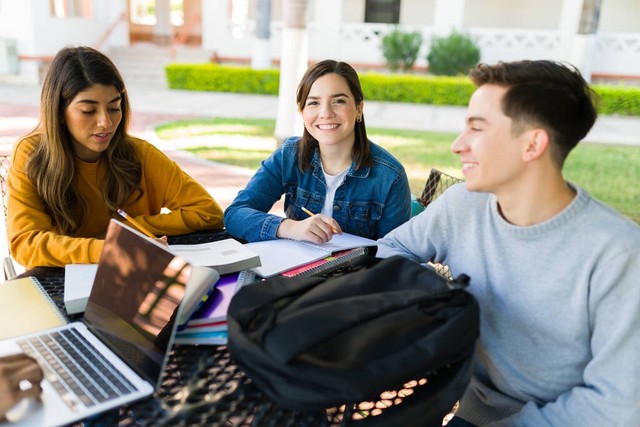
251,0,272,70
381,27,423,72
274,0,308,144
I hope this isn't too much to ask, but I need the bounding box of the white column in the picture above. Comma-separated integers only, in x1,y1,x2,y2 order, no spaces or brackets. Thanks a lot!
274,0,308,143
433,0,465,35
311,0,342,61
153,0,172,45
201,0,228,51
558,0,584,60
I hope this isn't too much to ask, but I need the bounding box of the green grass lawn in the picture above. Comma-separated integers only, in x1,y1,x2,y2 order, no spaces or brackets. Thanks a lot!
155,118,640,223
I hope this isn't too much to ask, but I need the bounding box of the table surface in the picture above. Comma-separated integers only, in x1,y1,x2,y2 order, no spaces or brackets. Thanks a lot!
19,229,363,427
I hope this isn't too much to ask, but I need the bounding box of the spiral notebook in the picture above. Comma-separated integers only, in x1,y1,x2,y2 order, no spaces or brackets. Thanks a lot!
0,276,67,340
280,247,369,278
244,232,377,278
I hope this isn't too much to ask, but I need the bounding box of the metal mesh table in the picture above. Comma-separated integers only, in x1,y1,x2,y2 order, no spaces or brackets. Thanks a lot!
18,230,379,426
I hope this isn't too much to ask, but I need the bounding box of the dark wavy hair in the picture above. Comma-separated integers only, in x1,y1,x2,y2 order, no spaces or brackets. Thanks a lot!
26,46,142,234
295,59,372,172
469,60,598,167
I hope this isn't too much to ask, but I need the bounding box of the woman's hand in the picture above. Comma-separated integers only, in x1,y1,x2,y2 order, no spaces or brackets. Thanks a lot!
277,216,342,243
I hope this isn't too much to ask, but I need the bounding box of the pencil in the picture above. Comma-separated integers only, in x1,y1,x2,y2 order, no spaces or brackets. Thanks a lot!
301,207,316,217
116,208,156,239
301,207,338,233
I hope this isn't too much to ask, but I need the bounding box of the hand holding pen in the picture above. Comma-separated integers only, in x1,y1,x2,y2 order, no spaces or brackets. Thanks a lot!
301,207,340,234
275,207,342,243
116,209,168,245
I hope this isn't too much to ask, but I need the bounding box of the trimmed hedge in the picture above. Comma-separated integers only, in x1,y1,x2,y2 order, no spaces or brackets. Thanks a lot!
593,84,640,116
165,63,640,116
165,63,280,94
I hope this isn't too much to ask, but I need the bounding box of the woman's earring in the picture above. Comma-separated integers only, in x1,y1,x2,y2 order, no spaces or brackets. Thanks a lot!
356,115,362,123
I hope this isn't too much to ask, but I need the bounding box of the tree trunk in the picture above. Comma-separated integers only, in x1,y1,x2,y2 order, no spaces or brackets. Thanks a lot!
571,0,602,82
251,0,272,69
274,0,308,145
578,0,602,34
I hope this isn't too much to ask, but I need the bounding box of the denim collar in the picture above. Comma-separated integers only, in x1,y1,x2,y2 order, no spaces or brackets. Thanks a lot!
311,147,371,179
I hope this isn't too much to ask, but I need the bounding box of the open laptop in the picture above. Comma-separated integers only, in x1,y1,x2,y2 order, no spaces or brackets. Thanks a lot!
0,218,218,426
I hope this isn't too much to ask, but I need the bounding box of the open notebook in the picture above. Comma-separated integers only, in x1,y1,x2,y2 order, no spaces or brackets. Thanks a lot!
0,219,217,427
244,232,377,278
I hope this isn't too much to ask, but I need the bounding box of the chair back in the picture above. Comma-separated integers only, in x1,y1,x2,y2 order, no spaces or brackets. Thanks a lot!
418,168,464,208
0,155,16,280
418,169,464,279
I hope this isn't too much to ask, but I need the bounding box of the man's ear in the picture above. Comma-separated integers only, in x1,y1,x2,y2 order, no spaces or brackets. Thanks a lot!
522,128,549,162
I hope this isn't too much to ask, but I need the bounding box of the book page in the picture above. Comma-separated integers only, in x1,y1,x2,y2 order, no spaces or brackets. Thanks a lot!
244,239,329,278
297,232,377,253
170,238,260,275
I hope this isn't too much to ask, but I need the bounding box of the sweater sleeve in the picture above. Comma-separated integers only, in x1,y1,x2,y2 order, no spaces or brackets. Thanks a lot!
119,139,224,236
7,136,223,268
8,137,104,268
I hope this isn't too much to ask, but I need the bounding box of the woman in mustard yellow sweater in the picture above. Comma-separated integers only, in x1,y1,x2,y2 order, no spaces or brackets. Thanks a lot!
7,46,223,268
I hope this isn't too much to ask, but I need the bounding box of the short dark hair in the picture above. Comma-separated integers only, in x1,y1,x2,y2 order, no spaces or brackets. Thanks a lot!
295,59,371,171
469,60,598,167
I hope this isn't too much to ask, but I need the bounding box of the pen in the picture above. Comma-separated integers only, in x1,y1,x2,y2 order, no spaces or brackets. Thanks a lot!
116,209,157,239
301,207,338,233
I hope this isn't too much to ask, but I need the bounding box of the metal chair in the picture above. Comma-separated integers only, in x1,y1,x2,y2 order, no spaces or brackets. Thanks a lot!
0,155,17,281
418,168,464,279
418,168,464,209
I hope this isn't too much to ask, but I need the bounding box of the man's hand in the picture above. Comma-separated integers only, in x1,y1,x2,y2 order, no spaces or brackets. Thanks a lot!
0,354,43,421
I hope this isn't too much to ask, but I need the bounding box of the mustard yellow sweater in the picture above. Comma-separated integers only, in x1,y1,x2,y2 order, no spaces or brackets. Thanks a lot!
8,134,223,268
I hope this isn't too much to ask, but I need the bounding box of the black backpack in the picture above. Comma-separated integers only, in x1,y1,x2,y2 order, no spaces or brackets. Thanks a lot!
227,255,479,426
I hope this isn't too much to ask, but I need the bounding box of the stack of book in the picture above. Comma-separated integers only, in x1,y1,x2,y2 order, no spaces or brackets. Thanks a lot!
174,270,257,345
64,238,261,315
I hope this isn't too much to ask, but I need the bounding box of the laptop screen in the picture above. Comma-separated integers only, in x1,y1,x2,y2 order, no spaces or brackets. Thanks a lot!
83,219,190,386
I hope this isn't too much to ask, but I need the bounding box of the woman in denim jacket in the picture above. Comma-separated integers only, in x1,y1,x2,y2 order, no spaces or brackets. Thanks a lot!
224,60,411,243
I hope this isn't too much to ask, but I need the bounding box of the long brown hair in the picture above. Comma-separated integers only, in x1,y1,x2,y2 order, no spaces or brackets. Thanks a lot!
295,59,372,172
26,46,142,234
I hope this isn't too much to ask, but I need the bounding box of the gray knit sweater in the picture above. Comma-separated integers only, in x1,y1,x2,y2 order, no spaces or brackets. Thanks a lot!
376,183,640,426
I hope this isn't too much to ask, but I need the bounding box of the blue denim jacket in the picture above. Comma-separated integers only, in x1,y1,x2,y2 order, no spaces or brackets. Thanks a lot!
224,136,411,242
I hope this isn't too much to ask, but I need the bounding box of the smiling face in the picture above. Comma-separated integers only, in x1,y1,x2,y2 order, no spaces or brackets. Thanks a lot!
64,84,123,162
451,84,531,194
300,73,363,150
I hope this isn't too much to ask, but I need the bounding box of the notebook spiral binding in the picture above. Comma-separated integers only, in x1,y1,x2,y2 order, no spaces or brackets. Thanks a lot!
286,247,370,278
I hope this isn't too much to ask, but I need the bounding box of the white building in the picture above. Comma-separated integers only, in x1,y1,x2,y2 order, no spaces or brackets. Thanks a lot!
0,0,639,84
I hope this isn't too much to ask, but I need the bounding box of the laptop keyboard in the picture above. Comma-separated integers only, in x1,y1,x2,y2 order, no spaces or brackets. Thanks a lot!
18,327,139,411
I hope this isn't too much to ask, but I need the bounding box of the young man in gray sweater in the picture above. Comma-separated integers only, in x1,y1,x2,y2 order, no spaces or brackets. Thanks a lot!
376,60,640,426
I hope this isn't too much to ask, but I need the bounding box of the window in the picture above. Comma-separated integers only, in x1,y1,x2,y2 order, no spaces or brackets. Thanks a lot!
365,0,400,24
50,0,93,18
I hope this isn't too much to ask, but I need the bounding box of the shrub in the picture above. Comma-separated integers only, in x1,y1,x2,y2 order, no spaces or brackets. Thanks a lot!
380,27,423,72
165,63,280,94
593,84,640,116
427,32,480,76
359,73,474,105
164,63,640,116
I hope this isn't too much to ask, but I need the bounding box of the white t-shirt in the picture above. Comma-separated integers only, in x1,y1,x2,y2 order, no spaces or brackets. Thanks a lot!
321,167,349,217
